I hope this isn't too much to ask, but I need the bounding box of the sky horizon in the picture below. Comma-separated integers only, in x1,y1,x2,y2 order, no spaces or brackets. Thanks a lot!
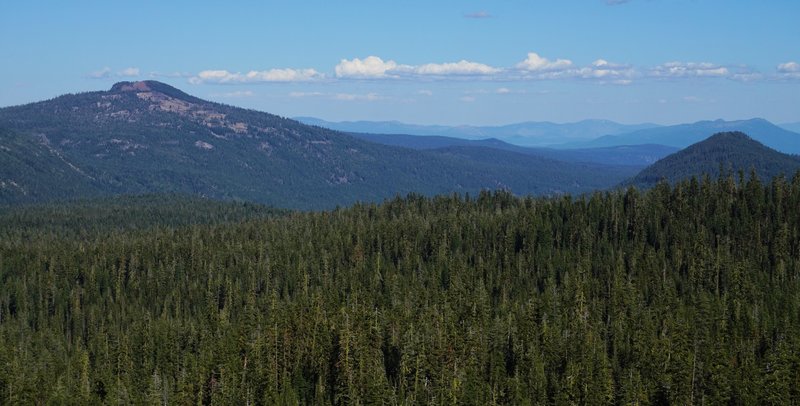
1,0,798,126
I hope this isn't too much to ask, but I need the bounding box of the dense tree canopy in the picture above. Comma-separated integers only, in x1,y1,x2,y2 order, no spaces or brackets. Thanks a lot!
629,131,800,188
0,173,799,404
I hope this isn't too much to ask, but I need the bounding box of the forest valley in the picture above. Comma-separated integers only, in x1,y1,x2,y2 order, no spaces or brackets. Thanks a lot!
0,172,799,404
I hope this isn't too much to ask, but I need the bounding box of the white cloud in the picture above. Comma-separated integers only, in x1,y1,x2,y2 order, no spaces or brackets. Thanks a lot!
730,72,763,82
650,62,729,78
778,61,800,72
191,70,230,83
149,71,193,79
464,11,492,19
183,54,773,86
516,52,573,71
589,59,630,73
89,66,141,79
335,93,383,101
649,62,768,81
574,59,636,80
335,56,498,79
190,68,322,84
211,90,254,98
777,61,800,79
460,96,476,102
287,91,382,101
89,67,112,79
417,89,433,96
335,56,404,78
513,56,636,84
496,87,511,94
118,67,140,77
415,60,500,75
253,68,322,82
288,91,325,98
334,53,629,82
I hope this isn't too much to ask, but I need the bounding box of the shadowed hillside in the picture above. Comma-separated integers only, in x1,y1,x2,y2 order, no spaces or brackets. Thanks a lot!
629,131,800,187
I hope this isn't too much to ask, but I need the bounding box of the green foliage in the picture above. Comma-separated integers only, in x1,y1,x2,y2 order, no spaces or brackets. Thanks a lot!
630,131,800,188
0,194,285,239
0,127,105,203
1,174,799,403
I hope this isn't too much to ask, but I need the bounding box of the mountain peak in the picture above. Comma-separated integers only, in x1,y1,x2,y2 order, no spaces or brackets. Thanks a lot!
110,80,155,92
705,131,752,142
109,80,198,102
629,131,800,186
0,81,644,209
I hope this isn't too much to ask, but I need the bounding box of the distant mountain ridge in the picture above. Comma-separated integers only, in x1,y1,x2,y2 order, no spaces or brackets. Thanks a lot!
629,131,800,187
297,117,660,147
780,122,800,134
348,132,677,166
299,116,800,155
582,118,800,154
0,81,641,208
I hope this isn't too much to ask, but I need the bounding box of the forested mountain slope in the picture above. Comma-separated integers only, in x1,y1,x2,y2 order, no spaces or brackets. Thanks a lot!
630,131,800,187
0,81,639,208
1,174,799,403
0,127,106,202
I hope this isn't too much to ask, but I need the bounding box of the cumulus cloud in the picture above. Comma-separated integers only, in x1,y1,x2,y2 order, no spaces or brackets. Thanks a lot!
335,56,404,78
89,67,112,79
513,57,636,84
333,53,634,84
777,61,800,79
89,67,141,79
190,68,322,84
335,56,499,79
415,60,500,75
573,59,636,81
778,61,800,73
464,11,492,19
649,62,729,78
516,52,573,71
495,87,511,94
118,67,140,77
184,54,773,86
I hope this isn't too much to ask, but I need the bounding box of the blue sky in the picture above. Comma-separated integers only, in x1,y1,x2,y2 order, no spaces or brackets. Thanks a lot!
1,0,798,125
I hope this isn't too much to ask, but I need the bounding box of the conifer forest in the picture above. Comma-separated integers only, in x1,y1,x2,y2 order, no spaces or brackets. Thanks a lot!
1,173,799,404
